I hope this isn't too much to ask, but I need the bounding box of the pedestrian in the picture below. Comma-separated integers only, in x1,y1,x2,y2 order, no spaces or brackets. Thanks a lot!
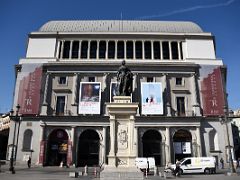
27,157,31,168
220,158,224,169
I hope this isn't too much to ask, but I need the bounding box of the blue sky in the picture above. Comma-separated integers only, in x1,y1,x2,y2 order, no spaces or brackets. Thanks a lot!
0,0,240,112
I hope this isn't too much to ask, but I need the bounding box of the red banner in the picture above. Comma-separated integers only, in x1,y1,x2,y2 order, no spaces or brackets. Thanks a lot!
38,140,45,165
17,66,42,115
67,140,72,166
201,67,225,116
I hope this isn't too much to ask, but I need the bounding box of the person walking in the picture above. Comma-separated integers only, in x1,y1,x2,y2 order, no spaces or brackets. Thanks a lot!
27,157,31,168
220,158,224,169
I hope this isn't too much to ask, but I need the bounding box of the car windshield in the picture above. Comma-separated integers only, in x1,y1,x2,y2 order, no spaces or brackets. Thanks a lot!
179,158,185,163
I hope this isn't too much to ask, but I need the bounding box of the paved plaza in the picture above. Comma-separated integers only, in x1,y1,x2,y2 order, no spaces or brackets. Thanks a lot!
0,164,240,180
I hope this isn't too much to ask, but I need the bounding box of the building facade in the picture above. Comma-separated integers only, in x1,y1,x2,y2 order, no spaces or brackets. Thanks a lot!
8,20,234,167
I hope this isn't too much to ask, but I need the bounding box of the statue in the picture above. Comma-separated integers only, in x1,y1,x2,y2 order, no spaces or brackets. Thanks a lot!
117,60,133,96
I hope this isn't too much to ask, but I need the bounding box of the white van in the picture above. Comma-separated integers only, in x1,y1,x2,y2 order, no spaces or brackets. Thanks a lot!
135,157,155,174
171,157,216,174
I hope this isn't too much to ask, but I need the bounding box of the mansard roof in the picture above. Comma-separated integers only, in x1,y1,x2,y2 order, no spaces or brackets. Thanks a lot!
39,20,203,33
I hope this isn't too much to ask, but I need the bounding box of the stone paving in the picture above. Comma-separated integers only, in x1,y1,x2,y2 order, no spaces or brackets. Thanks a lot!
0,164,240,180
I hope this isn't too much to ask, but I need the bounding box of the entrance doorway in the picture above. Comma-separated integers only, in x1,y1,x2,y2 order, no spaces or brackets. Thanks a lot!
142,130,162,165
173,129,192,162
0,130,9,160
46,129,68,166
77,129,100,167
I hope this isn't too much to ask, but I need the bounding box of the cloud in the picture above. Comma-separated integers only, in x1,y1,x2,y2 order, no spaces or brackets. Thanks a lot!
136,0,236,20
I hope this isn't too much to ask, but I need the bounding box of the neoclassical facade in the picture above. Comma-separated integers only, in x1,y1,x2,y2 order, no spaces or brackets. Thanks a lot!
8,20,234,167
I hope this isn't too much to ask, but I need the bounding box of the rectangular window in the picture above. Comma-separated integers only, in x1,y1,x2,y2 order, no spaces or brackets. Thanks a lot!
147,77,154,82
56,96,65,116
126,41,133,59
99,41,106,59
171,42,179,59
117,41,124,59
176,77,183,86
135,41,142,59
177,97,185,116
90,41,97,59
162,41,170,59
89,77,95,82
72,41,79,59
63,41,70,59
58,76,67,85
144,41,152,59
108,41,115,59
153,41,161,59
80,41,88,59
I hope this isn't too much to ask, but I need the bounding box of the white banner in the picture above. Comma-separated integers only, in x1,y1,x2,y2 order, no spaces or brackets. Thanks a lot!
141,82,163,115
182,142,191,154
78,82,101,114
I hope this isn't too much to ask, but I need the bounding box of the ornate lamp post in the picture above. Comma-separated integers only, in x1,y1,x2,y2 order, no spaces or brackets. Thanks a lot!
219,106,236,174
9,104,20,174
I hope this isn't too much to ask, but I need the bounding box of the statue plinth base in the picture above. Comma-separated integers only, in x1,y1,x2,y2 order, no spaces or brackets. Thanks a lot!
101,96,142,179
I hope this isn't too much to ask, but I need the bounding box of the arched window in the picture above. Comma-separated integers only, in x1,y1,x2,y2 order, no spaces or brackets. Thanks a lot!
22,129,33,151
209,129,219,151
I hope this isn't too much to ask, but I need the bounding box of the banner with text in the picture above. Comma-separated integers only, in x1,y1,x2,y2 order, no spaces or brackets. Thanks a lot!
78,82,101,114
141,82,163,115
14,63,43,115
200,66,225,116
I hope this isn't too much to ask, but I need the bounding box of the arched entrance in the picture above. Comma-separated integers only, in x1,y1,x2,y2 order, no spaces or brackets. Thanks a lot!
173,129,192,161
142,130,162,165
46,129,68,166
77,129,100,166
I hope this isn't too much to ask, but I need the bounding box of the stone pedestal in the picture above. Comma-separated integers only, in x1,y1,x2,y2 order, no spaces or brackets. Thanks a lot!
101,96,142,179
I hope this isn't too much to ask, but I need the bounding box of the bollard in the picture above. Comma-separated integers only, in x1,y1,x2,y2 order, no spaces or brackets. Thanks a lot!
84,165,88,176
145,168,148,178
94,167,97,177
59,161,63,168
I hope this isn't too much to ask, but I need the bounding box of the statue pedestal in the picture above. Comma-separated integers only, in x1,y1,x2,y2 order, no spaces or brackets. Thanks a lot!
101,96,142,179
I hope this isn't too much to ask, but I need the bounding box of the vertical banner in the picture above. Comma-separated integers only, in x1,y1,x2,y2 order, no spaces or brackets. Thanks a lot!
67,140,72,166
38,140,45,164
78,82,101,114
141,82,163,115
14,64,42,115
110,82,118,102
200,66,225,116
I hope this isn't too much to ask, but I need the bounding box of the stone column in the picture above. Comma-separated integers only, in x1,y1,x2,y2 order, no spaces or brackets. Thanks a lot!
191,74,201,116
163,74,171,116
78,41,82,58
142,41,145,59
134,127,138,157
71,126,76,166
102,126,107,164
41,73,50,115
69,40,73,59
165,127,171,163
177,41,181,60
133,40,136,59
160,41,163,60
151,40,154,60
169,41,172,60
109,115,116,157
196,126,202,156
71,73,79,115
60,40,64,59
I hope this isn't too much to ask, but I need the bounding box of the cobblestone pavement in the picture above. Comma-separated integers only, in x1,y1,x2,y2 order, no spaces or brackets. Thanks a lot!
0,164,240,180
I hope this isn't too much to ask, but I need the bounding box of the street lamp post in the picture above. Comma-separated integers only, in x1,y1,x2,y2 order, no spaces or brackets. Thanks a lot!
219,106,236,174
9,104,20,174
